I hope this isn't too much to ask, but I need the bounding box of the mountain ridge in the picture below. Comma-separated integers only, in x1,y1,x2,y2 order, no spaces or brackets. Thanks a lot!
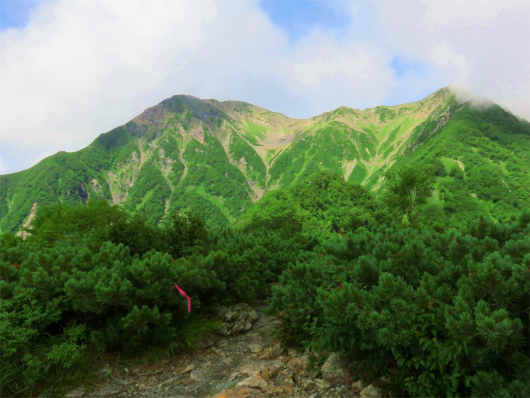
1,87,528,233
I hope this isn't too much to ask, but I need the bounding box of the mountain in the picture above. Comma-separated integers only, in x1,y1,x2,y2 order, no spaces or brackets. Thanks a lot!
1,87,529,232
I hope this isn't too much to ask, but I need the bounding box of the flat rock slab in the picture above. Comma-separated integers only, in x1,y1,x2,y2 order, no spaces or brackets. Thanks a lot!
211,387,268,398
247,343,262,353
360,384,382,398
65,388,85,398
88,385,122,396
190,369,206,383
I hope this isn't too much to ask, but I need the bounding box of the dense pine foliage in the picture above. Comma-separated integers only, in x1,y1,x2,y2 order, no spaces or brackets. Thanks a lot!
0,201,309,396
1,171,528,397
267,210,530,397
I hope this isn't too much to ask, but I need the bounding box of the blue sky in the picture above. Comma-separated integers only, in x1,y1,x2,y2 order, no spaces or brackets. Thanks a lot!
260,0,352,41
1,0,351,35
0,0,44,30
0,0,528,174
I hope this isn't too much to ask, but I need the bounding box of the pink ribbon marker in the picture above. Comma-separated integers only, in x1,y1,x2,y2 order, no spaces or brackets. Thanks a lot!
173,284,191,312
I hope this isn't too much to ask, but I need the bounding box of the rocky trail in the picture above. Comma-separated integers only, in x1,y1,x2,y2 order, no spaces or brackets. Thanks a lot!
64,303,383,398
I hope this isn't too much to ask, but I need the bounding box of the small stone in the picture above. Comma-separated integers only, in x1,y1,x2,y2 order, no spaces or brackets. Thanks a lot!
65,387,85,397
273,367,294,389
190,369,206,383
259,360,284,380
211,388,268,398
239,362,262,375
98,367,112,377
258,343,284,359
115,378,134,385
236,375,269,389
273,372,294,392
360,384,382,398
132,368,141,375
95,385,123,396
216,303,259,336
247,343,262,353
287,354,310,371
314,378,331,389
304,380,317,390
321,352,349,379
197,337,216,350
138,383,147,391
352,380,363,391
158,377,177,388
176,364,196,374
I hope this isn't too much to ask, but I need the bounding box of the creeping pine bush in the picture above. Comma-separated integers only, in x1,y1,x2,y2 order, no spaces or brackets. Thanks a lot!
0,203,302,397
267,210,530,397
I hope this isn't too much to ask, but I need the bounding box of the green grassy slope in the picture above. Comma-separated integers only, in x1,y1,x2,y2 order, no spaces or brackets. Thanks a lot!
393,103,530,225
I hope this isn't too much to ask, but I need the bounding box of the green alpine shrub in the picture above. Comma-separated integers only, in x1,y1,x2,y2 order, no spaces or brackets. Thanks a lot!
267,210,530,397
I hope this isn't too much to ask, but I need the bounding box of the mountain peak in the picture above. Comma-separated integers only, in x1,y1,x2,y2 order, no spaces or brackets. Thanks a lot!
1,87,527,235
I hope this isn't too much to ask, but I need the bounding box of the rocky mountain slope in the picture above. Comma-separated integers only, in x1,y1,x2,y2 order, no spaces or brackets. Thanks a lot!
1,87,528,232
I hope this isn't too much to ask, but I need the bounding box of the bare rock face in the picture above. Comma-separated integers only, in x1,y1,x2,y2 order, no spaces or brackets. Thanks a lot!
216,303,259,336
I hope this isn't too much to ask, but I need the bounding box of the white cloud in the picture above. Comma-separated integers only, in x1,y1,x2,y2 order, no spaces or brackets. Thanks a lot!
1,0,529,174
375,0,530,119
421,0,529,28
430,43,470,87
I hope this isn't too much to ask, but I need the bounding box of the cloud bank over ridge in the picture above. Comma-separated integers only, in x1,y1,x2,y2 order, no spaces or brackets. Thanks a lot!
1,0,528,174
